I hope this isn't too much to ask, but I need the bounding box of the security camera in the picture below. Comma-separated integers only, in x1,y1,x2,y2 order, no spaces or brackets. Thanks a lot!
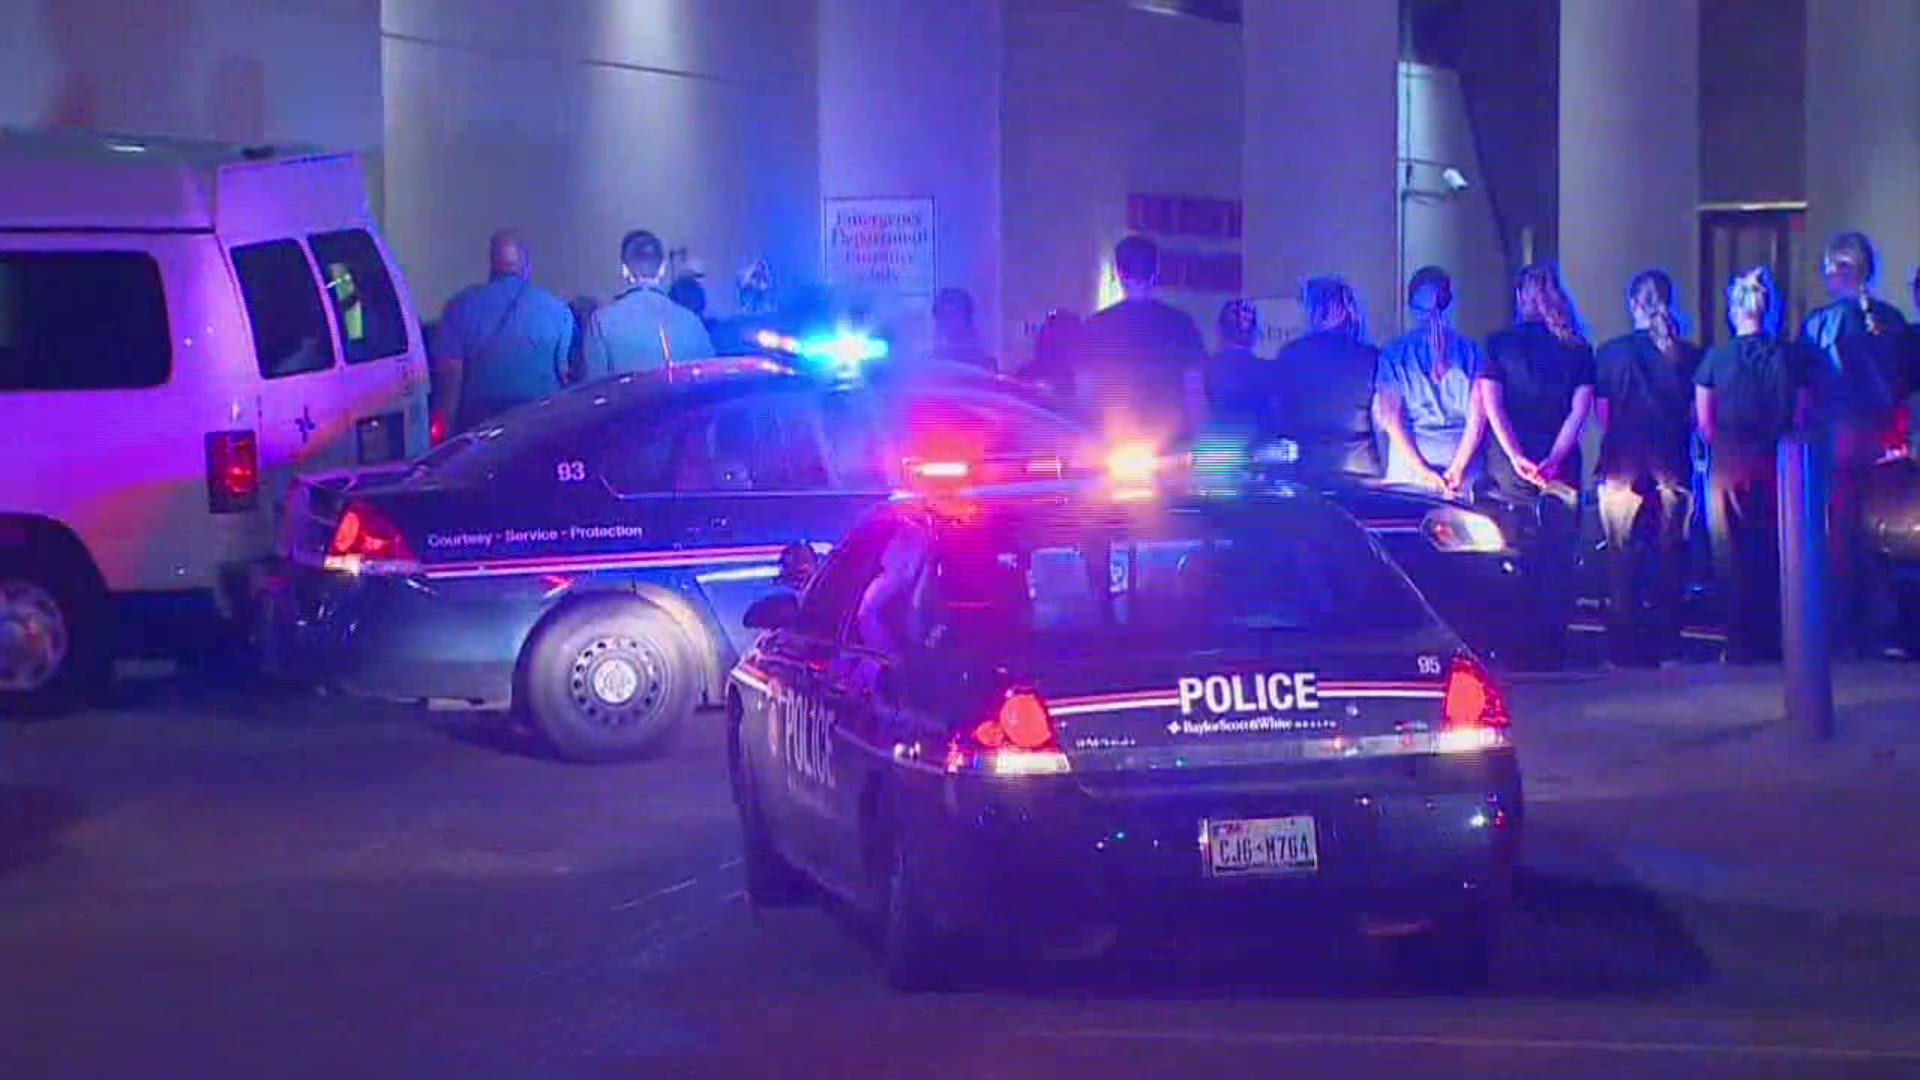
1441,167,1470,193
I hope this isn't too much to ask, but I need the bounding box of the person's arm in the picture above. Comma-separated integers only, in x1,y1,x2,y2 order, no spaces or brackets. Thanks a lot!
555,310,577,388
1537,384,1595,483
1373,388,1443,489
1442,386,1488,493
583,312,610,378
428,310,465,429
1694,386,1716,447
1476,377,1538,482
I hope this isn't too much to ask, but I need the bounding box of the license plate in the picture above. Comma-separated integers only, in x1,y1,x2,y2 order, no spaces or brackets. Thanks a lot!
1204,815,1318,878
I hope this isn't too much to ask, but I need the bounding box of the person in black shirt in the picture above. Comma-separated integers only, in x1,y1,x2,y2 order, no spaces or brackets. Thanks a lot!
1479,264,1596,669
1019,308,1080,405
1594,270,1703,666
1204,299,1264,432
1263,276,1381,477
1075,235,1208,444
1800,232,1910,654
1696,266,1819,662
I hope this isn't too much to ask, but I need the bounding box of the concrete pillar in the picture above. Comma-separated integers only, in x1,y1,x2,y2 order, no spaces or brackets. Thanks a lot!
1243,0,1399,335
1806,0,1920,315
1559,0,1701,343
817,0,1002,355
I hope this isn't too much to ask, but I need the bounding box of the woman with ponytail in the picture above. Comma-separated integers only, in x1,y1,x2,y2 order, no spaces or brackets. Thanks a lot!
1593,270,1703,666
1477,263,1597,669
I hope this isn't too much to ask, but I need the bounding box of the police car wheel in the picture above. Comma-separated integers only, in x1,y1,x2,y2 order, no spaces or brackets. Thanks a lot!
1386,907,1498,992
0,556,107,715
523,599,696,763
730,723,810,906
878,832,968,992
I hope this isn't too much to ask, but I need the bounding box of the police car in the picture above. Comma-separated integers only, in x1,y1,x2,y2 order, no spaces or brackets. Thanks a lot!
726,448,1523,990
1864,454,1920,654
254,344,1084,761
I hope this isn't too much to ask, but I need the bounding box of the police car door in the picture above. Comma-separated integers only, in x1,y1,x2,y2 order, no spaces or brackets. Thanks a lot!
671,386,889,661
768,515,901,887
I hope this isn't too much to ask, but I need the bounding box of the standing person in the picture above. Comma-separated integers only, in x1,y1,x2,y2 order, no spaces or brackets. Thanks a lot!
429,230,575,432
1374,266,1488,493
1264,278,1381,477
1594,270,1703,666
1203,300,1263,432
1479,264,1596,670
582,230,715,377
1800,232,1910,654
1019,309,1081,404
1697,266,1820,662
928,288,995,371
1074,235,1208,444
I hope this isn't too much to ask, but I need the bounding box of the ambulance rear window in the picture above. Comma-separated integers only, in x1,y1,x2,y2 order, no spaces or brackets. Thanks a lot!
929,502,1427,647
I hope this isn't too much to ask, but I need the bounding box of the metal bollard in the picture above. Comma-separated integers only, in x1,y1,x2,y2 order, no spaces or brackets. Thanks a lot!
1777,431,1835,739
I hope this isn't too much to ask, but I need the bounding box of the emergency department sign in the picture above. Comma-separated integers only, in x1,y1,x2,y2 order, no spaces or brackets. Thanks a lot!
822,197,936,296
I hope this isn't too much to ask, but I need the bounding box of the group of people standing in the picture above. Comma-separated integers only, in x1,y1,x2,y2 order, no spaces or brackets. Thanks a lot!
430,228,715,433
1038,232,1915,670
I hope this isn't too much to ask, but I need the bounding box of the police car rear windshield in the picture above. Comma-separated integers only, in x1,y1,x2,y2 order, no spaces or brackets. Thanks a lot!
929,500,1429,648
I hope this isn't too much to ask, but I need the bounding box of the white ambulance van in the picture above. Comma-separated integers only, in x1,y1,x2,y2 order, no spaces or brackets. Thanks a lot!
0,129,430,710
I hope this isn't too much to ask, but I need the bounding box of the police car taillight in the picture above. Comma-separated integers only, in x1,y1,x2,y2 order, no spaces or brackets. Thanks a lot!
205,430,260,514
945,689,1071,776
429,409,448,446
324,501,419,576
1438,656,1510,753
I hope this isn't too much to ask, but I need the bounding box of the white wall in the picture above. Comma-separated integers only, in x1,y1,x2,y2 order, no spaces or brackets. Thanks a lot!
1001,0,1241,359
381,0,819,315
1806,0,1920,310
0,0,381,151
1398,63,1508,342
818,0,1001,361
1244,0,1399,340
1560,0,1701,345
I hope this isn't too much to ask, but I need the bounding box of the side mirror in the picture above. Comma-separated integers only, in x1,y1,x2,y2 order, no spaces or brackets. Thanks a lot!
777,542,818,590
743,592,800,631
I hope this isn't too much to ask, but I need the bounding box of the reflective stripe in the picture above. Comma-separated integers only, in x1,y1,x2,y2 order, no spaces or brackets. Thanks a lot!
1051,680,1441,716
423,543,789,581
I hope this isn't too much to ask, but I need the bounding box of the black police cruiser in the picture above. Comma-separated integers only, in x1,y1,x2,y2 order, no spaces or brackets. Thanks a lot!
254,350,1082,761
726,451,1524,990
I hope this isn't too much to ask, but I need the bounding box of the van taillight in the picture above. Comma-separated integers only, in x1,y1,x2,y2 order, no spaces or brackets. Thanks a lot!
324,501,418,575
429,409,447,446
205,430,260,514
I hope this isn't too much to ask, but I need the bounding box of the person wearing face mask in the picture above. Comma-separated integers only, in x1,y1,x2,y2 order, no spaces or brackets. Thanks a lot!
1800,233,1910,655
1594,270,1702,666
1696,266,1820,663
1373,266,1488,494
582,229,715,378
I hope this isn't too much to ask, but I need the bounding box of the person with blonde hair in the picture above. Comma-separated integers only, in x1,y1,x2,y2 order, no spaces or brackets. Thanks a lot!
1477,263,1596,669
1696,266,1821,661
1593,270,1702,666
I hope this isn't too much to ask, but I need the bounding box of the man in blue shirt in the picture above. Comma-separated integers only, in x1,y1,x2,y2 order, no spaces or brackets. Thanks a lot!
583,230,715,377
430,231,575,431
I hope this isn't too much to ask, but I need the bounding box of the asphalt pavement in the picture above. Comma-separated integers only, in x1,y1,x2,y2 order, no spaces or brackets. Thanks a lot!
3,667,1920,1079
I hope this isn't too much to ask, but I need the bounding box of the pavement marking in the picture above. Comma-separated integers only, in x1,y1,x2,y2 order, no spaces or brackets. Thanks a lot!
718,856,744,872
1030,1029,1920,1063
611,876,699,911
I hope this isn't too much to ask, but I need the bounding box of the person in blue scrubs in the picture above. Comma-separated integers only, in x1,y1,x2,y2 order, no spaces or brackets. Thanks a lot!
430,230,576,431
582,230,715,377
1373,266,1488,495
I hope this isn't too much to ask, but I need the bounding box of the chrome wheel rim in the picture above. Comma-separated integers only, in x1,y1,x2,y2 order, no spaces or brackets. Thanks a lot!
0,579,69,692
568,634,670,731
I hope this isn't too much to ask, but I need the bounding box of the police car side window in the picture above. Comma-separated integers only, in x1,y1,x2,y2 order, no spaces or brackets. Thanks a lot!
308,230,408,364
675,393,830,493
818,390,892,490
795,519,897,640
231,240,335,379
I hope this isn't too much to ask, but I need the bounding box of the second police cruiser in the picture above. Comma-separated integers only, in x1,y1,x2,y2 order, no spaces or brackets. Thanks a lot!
727,444,1523,990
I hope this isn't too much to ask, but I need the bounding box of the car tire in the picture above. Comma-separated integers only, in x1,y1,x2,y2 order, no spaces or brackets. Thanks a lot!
522,597,697,763
730,721,810,907
876,826,969,993
0,552,109,716
1387,907,1498,993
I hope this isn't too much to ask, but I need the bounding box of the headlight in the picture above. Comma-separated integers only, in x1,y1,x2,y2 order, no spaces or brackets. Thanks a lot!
1422,505,1507,553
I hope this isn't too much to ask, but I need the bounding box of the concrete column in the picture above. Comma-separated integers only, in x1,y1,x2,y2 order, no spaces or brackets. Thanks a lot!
1243,0,1399,335
817,0,1002,353
1806,0,1920,313
1559,0,1701,343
